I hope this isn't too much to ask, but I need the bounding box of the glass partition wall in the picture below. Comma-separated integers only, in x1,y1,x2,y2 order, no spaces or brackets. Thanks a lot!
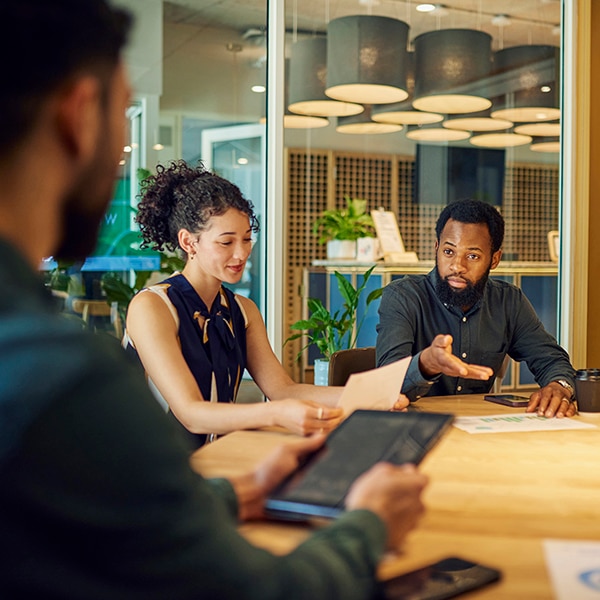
281,0,563,383
107,0,564,384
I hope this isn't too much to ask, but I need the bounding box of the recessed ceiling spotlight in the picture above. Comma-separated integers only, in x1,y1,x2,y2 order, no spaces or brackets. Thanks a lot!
491,14,511,27
416,4,436,13
251,85,266,93
541,85,552,93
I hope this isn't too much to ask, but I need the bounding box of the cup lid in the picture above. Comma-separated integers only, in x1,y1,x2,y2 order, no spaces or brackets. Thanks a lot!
576,368,600,380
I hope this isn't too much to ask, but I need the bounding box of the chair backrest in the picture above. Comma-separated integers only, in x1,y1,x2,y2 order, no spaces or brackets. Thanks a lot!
328,347,376,386
492,354,511,393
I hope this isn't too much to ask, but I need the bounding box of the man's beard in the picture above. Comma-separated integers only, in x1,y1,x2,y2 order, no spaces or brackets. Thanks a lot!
435,262,491,310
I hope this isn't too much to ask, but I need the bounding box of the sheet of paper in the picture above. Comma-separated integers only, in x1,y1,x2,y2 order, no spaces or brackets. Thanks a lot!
337,356,411,416
453,414,597,434
544,539,600,599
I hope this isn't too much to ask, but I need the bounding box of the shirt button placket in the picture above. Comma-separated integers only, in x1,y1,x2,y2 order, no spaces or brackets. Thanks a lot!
458,316,468,393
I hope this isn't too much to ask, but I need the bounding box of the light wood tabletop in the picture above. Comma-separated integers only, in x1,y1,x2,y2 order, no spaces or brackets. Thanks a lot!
190,396,600,599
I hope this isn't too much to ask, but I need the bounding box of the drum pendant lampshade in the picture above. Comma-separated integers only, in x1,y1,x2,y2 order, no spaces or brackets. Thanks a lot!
530,136,560,153
470,132,532,148
281,58,329,129
406,123,470,142
336,105,403,134
325,15,409,105
443,108,513,132
491,45,560,122
412,29,493,114
288,37,363,118
514,121,561,137
372,51,443,125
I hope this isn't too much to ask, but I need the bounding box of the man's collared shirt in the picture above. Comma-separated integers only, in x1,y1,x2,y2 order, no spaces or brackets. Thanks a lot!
376,269,576,401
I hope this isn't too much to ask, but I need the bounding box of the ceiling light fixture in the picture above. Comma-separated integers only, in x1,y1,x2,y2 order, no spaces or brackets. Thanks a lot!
406,124,470,142
288,37,364,117
371,50,443,125
530,136,560,153
325,15,409,104
470,132,532,148
412,29,493,114
336,106,403,134
490,45,560,123
443,110,513,132
514,122,560,137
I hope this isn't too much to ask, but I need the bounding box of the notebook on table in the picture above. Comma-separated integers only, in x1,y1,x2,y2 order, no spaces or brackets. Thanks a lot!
265,409,453,521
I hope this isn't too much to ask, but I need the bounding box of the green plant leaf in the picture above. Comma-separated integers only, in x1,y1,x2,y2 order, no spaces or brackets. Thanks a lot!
285,265,384,361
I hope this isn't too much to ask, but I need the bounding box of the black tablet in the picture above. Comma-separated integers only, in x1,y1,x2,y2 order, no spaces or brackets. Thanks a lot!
265,409,453,520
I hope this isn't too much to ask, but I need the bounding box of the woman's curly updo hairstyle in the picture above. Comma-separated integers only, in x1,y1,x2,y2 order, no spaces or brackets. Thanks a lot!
136,160,260,253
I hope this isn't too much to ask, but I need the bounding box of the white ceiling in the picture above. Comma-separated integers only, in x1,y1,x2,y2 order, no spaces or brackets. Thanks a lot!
164,0,561,50
140,0,562,162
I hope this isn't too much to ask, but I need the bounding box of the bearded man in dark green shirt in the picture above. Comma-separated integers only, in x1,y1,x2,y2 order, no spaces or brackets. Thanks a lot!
0,1,428,598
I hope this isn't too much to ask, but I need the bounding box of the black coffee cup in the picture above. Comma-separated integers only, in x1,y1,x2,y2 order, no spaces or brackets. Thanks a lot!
575,369,600,412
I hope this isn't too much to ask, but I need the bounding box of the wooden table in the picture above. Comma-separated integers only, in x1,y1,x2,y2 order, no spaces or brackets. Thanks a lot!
190,396,600,598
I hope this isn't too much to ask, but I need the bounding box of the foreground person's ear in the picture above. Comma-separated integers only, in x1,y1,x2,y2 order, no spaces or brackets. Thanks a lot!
55,76,102,164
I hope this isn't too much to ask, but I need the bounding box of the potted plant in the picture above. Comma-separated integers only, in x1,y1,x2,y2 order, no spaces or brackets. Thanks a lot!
285,265,383,384
312,197,376,260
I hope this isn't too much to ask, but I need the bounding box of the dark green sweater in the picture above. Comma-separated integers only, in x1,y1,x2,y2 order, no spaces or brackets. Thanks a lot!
0,239,386,599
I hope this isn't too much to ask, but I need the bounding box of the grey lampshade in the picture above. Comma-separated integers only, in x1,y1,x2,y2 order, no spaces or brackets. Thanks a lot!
514,121,561,137
530,136,560,153
491,45,560,122
372,106,443,125
412,29,493,114
288,37,363,118
443,108,512,132
469,132,532,148
325,15,409,105
372,52,443,125
278,58,329,129
406,123,470,142
336,105,403,134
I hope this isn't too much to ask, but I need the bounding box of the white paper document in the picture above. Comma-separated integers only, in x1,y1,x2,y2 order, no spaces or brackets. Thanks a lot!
544,539,600,599
453,414,597,434
337,356,411,416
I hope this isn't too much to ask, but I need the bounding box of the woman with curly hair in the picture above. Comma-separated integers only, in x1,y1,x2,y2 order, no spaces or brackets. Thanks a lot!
124,160,344,449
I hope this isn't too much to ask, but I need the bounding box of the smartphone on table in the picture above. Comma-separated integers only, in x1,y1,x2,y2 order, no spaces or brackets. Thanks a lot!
382,556,501,600
483,393,530,408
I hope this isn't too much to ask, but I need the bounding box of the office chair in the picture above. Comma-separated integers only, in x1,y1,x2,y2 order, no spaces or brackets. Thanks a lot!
328,346,376,386
492,355,511,393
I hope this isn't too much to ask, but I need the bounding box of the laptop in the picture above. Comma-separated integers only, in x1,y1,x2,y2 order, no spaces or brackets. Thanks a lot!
265,409,453,520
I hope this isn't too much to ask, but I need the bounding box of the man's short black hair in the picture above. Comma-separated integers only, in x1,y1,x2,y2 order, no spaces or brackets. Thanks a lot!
435,199,505,253
0,0,132,157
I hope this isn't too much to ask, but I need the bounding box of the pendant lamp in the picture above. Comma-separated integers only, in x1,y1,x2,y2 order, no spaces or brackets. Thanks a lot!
325,15,409,105
412,29,493,114
490,45,560,122
265,59,329,129
288,37,363,118
514,121,561,137
470,132,532,148
372,51,443,125
336,105,403,134
443,108,512,132
406,123,470,142
530,136,560,153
